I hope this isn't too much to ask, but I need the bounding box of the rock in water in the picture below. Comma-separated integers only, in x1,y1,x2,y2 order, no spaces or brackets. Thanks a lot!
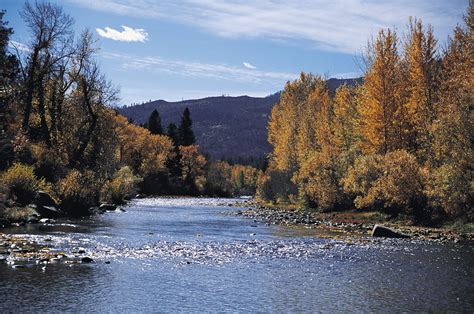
81,257,94,263
39,218,55,224
99,203,117,212
371,225,410,238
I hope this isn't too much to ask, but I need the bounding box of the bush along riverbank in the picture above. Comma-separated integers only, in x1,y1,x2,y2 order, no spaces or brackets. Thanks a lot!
234,200,474,243
0,163,128,228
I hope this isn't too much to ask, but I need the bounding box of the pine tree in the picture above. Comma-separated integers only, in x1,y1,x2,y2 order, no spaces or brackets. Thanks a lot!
165,122,182,180
178,107,195,146
147,109,163,135
166,123,179,146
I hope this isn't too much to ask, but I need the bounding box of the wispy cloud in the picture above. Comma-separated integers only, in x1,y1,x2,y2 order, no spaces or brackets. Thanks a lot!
8,40,32,53
67,0,464,53
96,25,148,42
100,51,297,85
243,62,256,69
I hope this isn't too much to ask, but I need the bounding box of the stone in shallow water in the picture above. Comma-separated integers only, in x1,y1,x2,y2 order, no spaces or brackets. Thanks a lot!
81,257,94,263
39,218,55,224
99,203,117,212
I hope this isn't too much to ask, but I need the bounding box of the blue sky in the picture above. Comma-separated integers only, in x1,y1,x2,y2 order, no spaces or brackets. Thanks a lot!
3,0,468,105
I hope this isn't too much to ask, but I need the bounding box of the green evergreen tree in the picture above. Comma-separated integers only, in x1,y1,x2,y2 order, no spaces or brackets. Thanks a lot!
166,123,179,146
147,109,163,135
166,122,182,183
178,107,195,146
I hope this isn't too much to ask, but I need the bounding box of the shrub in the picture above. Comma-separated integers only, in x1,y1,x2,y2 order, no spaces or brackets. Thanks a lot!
100,167,142,204
296,152,340,211
0,135,14,171
342,150,425,215
30,143,67,182
256,168,297,203
426,163,473,220
205,161,233,196
58,170,100,215
2,206,37,222
0,181,8,210
11,132,33,164
0,163,52,205
342,154,384,208
230,165,260,196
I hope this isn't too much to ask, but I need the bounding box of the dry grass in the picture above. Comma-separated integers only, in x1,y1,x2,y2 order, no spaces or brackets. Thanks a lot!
1,206,37,222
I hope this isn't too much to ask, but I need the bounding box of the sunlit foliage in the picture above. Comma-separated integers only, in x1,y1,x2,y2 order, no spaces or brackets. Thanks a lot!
258,5,473,222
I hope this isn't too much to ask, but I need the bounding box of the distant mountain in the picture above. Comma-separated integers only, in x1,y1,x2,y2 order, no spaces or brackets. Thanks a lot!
118,78,362,161
326,77,363,95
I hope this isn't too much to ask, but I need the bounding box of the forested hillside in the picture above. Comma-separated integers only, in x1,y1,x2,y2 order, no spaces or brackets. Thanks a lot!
119,78,361,161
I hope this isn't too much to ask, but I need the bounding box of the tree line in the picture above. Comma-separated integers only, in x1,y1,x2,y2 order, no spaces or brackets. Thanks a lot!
0,2,259,218
257,7,473,224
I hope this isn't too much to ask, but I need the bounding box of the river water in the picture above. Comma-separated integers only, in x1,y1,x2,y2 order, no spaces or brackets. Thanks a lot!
0,197,473,312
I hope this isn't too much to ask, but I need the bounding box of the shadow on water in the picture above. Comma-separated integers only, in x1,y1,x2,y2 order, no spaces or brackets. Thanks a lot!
0,263,107,312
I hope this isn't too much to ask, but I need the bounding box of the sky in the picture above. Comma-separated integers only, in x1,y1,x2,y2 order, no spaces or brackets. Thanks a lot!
2,0,468,105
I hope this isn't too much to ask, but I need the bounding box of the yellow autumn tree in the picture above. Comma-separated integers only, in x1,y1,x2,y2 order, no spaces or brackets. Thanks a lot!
294,78,340,209
268,73,319,173
403,18,439,163
114,114,173,174
179,145,207,193
427,5,473,218
359,28,407,155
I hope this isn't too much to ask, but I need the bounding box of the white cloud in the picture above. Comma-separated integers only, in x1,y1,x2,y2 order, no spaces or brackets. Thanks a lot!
100,51,297,85
8,40,32,53
243,62,256,69
67,0,465,54
96,25,148,42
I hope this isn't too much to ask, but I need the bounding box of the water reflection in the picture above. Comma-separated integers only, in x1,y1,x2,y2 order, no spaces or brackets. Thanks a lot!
0,197,473,312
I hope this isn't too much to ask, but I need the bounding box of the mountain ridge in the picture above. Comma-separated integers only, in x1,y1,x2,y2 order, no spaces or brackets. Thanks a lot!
118,78,362,160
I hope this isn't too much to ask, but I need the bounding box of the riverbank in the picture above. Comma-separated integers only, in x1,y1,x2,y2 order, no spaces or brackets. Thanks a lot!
233,200,474,243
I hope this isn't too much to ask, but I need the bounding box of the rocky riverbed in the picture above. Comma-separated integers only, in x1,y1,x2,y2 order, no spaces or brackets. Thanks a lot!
231,201,474,243
0,231,98,269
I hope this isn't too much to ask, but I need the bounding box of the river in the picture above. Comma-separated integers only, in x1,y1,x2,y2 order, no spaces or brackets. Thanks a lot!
0,197,473,312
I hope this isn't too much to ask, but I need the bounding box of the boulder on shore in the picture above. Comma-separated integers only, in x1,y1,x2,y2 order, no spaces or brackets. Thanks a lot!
32,204,62,218
35,191,58,207
371,224,410,238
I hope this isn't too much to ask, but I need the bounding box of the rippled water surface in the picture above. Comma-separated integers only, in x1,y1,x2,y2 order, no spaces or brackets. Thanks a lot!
1,197,473,312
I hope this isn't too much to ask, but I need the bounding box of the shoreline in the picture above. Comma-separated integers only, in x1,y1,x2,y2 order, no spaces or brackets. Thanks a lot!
234,200,474,243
